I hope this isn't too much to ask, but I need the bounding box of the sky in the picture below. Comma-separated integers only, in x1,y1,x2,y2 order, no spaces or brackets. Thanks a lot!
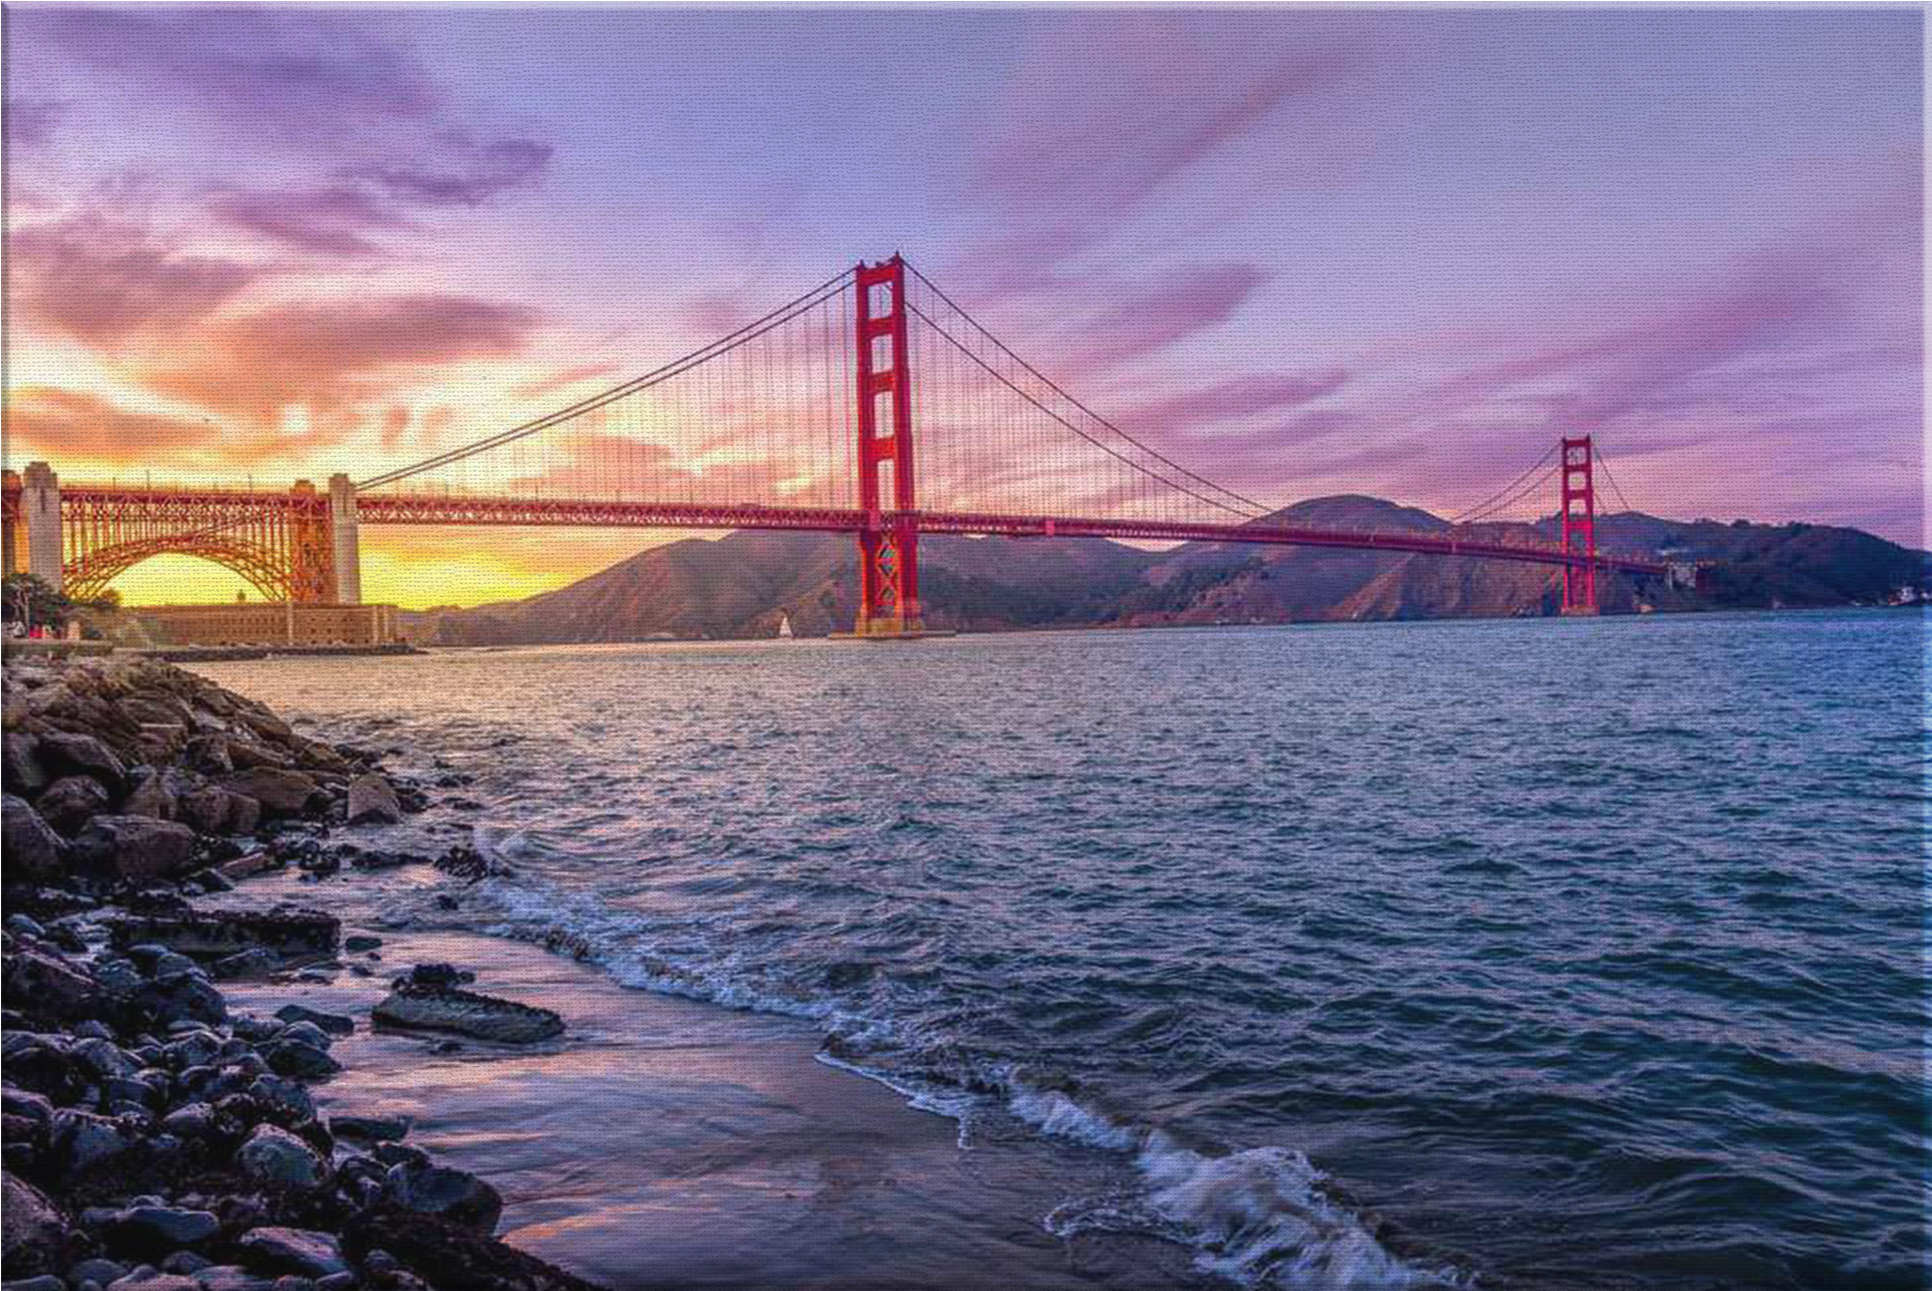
3,5,1923,608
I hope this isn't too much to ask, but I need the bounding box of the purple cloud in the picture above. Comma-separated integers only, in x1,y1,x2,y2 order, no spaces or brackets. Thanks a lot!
345,133,552,208
36,9,441,133
1063,263,1270,375
209,184,412,256
4,97,64,148
7,214,259,345
1121,371,1350,436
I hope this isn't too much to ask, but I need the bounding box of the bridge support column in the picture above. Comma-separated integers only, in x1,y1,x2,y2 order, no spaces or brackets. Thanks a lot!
1560,435,1598,616
852,255,923,637
22,462,63,591
287,480,336,603
328,474,362,605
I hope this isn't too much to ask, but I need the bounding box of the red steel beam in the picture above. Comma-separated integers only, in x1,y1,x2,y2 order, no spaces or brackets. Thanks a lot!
57,486,1667,577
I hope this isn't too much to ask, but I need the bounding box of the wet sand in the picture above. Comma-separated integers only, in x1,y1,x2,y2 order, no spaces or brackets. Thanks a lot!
210,870,1203,1291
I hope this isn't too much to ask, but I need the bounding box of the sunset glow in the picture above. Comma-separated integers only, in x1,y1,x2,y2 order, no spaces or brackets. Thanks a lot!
4,7,1921,607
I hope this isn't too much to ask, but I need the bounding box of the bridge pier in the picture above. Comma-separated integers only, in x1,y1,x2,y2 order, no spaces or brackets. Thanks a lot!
22,462,63,591
851,256,924,637
1559,435,1598,616
329,474,362,605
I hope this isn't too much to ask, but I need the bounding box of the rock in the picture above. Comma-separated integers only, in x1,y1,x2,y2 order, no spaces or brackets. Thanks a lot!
69,1260,129,1287
5,945,110,1025
395,963,474,989
2,795,66,880
160,1103,217,1139
221,769,321,818
1,733,50,793
104,1205,222,1247
342,936,382,953
179,787,259,838
188,1268,277,1291
263,1041,340,1080
236,1125,329,1190
274,1005,353,1036
1,1169,67,1275
38,732,128,793
52,1109,132,1174
109,910,340,960
71,1036,141,1080
329,1114,409,1142
372,985,564,1044
210,950,280,980
345,774,402,826
246,1076,316,1122
385,1163,503,1233
104,1275,199,1291
182,734,234,775
37,774,113,835
161,1254,213,1275
4,1276,67,1291
72,816,200,882
123,771,193,822
232,1229,348,1280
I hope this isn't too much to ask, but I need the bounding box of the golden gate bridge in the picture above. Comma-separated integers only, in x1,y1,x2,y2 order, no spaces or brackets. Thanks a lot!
2,256,1668,633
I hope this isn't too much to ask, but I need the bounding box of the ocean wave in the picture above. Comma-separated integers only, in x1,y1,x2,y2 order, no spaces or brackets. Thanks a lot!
444,869,1463,1290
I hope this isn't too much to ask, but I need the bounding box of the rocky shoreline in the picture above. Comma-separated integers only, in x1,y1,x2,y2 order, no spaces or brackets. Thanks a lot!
2,657,602,1291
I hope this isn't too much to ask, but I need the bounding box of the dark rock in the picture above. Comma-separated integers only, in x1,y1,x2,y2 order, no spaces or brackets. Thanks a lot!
264,1041,341,1080
394,963,474,989
345,774,402,826
1,733,50,794
52,1109,132,1174
183,734,235,775
73,816,200,883
341,1206,605,1291
104,1205,221,1247
372,985,563,1044
210,950,280,980
245,1077,316,1122
187,1268,277,1291
108,910,339,960
232,1228,348,1280
2,795,65,880
71,1036,141,1080
221,769,321,818
5,944,110,1026
179,787,260,838
1,1169,66,1275
342,936,381,953
103,1274,199,1291
38,732,128,793
37,775,113,835
236,1125,329,1190
159,1103,217,1139
385,1163,503,1233
329,1114,409,1142
274,1005,353,1036
69,1259,129,1287
160,1253,212,1275
4,1276,67,1291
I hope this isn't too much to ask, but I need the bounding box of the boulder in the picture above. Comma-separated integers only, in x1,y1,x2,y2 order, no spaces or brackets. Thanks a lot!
2,733,50,794
274,1005,354,1036
123,769,198,822
37,732,127,793
52,1109,133,1174
4,945,109,1025
183,733,235,775
221,769,321,817
236,1125,330,1190
36,774,112,835
232,1228,348,1280
264,1040,341,1080
385,1163,503,1233
329,1114,409,1142
2,794,66,880
372,985,564,1044
72,816,200,883
1,1169,66,1275
109,909,339,960
345,774,402,826
102,1204,222,1248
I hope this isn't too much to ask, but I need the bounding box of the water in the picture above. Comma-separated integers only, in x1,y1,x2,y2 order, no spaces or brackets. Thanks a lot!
195,608,1927,1290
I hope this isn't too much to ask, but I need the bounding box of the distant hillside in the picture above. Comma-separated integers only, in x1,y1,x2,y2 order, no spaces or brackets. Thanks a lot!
410,499,1929,644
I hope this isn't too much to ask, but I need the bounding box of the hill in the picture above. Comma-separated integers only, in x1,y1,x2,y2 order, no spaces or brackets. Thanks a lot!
411,500,1929,643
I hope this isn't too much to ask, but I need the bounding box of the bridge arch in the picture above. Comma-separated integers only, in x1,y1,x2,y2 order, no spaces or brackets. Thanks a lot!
64,537,294,604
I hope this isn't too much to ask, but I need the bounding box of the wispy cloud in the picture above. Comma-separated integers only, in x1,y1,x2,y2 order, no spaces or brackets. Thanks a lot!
8,214,260,345
6,387,224,468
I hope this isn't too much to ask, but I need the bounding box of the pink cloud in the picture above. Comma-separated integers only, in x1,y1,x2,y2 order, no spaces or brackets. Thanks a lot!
209,184,412,256
510,363,625,401
1121,370,1350,436
1063,263,1269,376
6,388,224,467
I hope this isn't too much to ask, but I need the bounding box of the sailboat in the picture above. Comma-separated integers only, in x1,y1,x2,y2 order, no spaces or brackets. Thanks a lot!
776,612,794,640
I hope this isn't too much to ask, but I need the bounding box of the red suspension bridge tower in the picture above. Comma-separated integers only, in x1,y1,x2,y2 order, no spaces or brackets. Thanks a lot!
1559,434,1598,616
852,255,924,637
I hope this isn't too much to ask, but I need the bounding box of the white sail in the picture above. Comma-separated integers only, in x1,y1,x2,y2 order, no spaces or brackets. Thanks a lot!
777,612,794,639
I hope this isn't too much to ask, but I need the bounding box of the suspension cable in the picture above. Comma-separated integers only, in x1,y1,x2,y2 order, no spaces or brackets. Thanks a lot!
903,261,1274,519
1447,441,1558,524
1593,440,1637,515
906,301,1260,522
355,268,857,491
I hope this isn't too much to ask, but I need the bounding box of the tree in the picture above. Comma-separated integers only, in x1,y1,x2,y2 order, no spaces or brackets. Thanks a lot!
1,573,73,631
